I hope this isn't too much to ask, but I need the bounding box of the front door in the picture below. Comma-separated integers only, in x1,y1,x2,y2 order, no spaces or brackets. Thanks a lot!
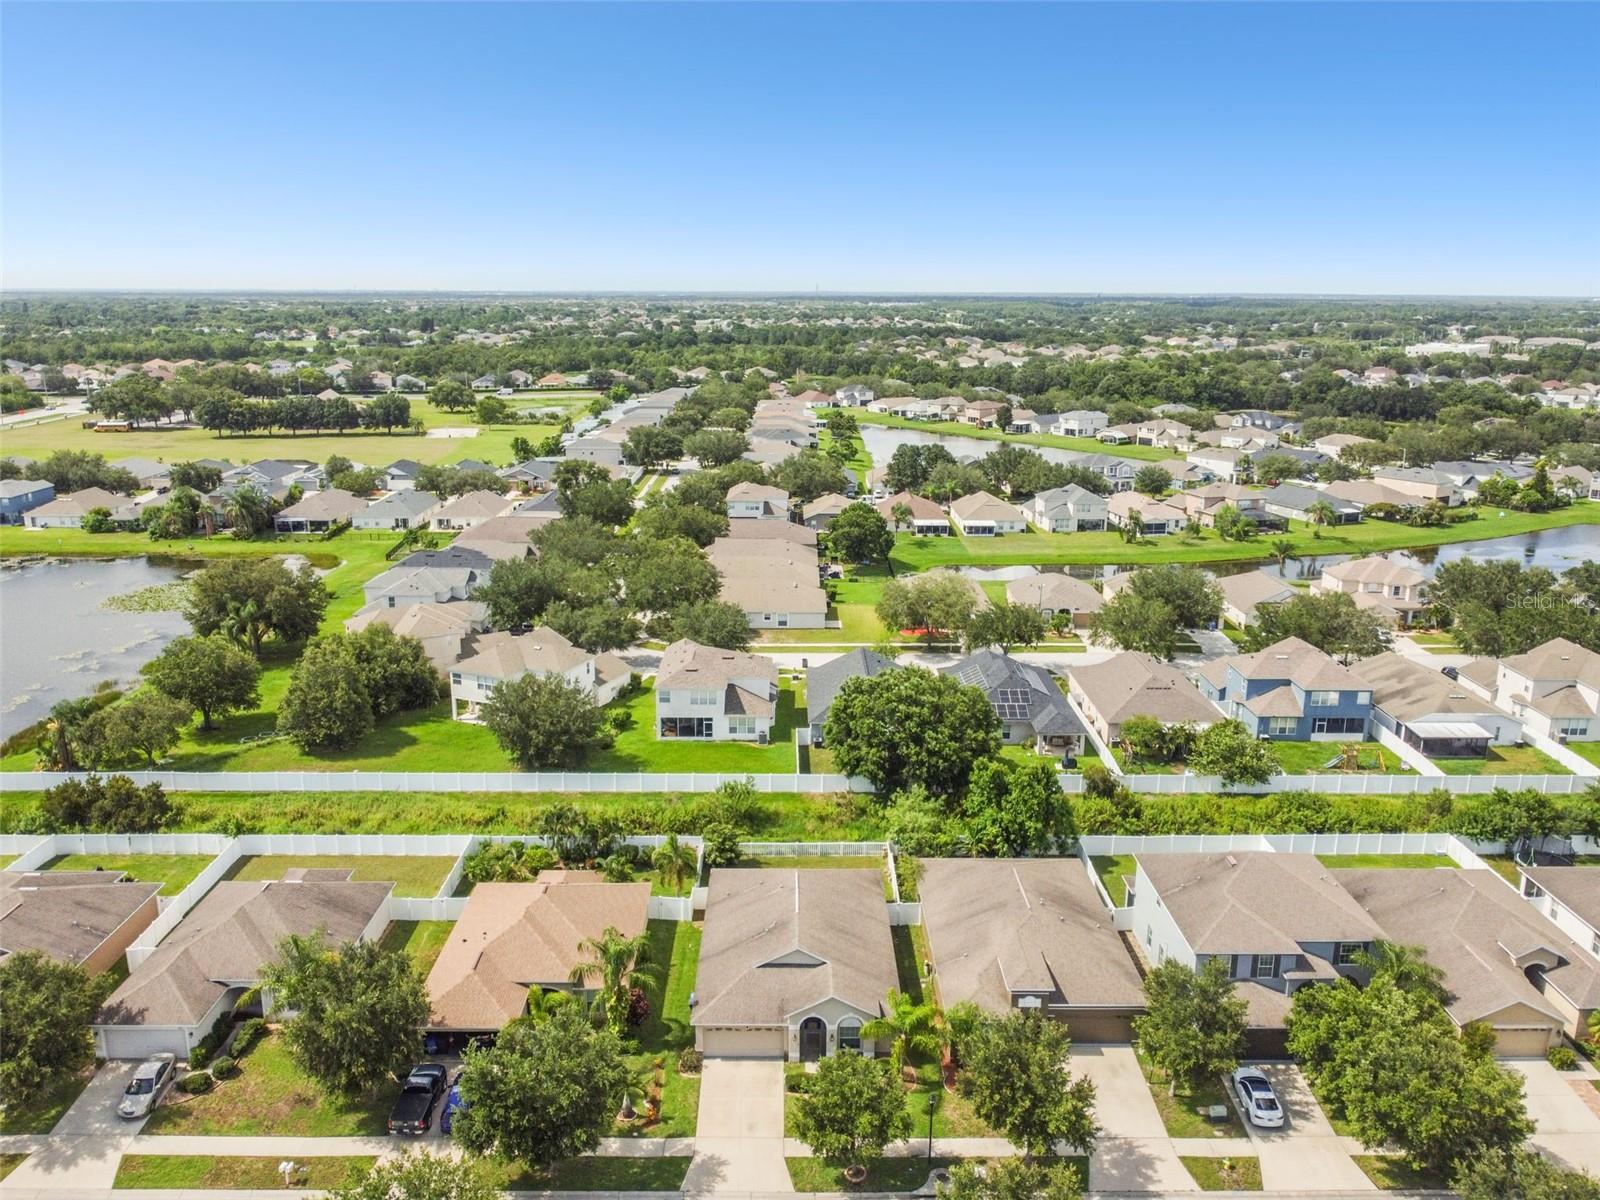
799,1017,826,1062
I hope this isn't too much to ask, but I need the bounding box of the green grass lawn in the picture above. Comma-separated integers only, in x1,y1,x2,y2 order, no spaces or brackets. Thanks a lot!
1110,747,1185,774
0,1068,92,1134
1181,1156,1262,1191
491,1157,692,1191
1566,741,1600,768
378,920,453,976
614,919,701,1138
891,925,929,1004
34,853,216,895
1090,854,1137,906
1350,1156,1451,1191
143,1034,395,1136
786,1157,961,1193
1266,741,1414,775
0,1155,28,1182
1315,853,1455,870
1432,744,1570,775
785,1059,998,1140
857,410,1170,462
223,853,456,896
817,428,873,489
1135,1049,1244,1138
589,679,801,772
113,1156,375,1190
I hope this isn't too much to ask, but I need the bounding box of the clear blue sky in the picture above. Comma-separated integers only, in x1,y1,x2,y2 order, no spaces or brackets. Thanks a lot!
4,2,1596,295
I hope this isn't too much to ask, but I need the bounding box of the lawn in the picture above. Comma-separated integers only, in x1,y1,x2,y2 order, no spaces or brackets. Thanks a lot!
891,925,929,1004
758,564,894,645
1110,747,1185,774
785,1055,998,1142
786,1156,962,1192
1090,854,1137,907
142,1034,395,1136
0,1068,92,1134
614,919,701,1139
1134,1049,1244,1138
856,410,1170,462
1566,741,1600,768
491,1157,692,1191
588,678,802,772
379,920,453,976
1181,1156,1262,1191
1432,744,1570,775
35,853,216,895
113,1156,375,1190
0,1155,27,1182
1315,853,1455,870
1350,1156,1451,1191
1265,741,1414,775
223,853,456,897
817,428,873,490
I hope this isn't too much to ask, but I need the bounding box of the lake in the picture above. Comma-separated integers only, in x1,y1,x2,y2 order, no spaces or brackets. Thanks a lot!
0,558,193,741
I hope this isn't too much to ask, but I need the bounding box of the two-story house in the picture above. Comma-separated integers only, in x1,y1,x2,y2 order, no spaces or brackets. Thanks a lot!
1520,867,1600,965
1185,447,1249,483
1194,636,1372,741
1050,410,1109,438
725,482,791,521
0,479,55,524
1135,420,1195,451
447,626,628,721
1178,482,1271,528
1370,466,1465,507
1027,484,1108,532
1061,451,1136,492
655,640,779,742
1456,638,1600,745
1312,556,1429,627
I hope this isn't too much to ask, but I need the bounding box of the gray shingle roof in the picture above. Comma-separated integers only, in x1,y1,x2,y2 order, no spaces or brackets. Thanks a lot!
806,650,896,725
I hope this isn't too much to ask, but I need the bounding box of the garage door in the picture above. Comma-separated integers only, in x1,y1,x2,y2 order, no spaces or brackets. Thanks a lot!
99,1026,189,1061
1494,1026,1556,1058
1061,1010,1138,1044
701,1027,786,1058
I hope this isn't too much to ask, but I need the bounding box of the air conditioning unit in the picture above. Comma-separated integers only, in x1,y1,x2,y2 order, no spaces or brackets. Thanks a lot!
757,730,769,745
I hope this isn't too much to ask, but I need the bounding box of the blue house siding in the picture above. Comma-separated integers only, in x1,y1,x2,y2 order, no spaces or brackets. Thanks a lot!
0,482,55,524
1224,666,1371,741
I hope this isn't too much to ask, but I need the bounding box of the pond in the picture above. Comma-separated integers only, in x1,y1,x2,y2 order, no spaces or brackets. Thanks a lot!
860,423,1091,471
0,558,194,741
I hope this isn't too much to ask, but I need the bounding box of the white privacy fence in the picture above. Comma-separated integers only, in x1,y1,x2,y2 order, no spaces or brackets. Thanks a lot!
0,770,870,793
1064,772,1594,795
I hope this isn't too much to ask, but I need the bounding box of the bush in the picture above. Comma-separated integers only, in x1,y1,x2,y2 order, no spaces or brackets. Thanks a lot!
626,985,650,1029
175,1070,214,1094
700,821,742,867
231,1018,267,1057
1547,1045,1578,1071
677,1049,703,1075
187,1043,212,1069
209,1055,238,1080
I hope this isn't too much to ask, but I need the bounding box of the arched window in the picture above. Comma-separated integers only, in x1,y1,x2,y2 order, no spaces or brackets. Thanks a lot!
838,1018,862,1052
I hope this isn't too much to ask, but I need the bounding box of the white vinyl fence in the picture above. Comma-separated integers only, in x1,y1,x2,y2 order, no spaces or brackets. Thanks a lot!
0,771,869,794
1061,771,1592,795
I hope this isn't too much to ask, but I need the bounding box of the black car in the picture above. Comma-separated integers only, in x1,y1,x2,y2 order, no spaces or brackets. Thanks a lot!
1440,665,1460,680
387,1063,448,1135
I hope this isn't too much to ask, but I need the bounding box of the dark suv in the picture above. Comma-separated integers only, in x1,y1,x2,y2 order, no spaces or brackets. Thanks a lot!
387,1063,448,1135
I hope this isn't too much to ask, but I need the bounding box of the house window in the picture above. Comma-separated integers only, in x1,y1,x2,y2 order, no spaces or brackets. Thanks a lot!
1591,932,1600,958
1336,943,1362,966
1145,925,1153,947
1309,691,1339,707
1254,954,1279,979
728,716,758,738
1357,692,1371,705
1523,880,1543,898
657,690,671,704
1314,717,1367,734
450,673,462,685
1556,719,1590,738
690,691,718,707
838,1019,862,1051
1268,717,1298,736
777,615,789,628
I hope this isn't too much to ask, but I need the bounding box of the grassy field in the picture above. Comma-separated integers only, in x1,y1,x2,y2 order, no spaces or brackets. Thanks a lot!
785,1059,997,1140
1433,744,1570,775
1265,741,1414,775
113,1156,375,1190
1181,1156,1262,1191
143,1034,395,1136
222,853,456,896
590,679,802,773
378,919,453,976
0,1068,92,1134
34,853,215,894
786,1157,962,1192
1315,853,1455,870
1567,742,1600,768
492,1157,692,1192
817,427,872,489
1090,854,1136,906
614,919,701,1139
856,409,1171,461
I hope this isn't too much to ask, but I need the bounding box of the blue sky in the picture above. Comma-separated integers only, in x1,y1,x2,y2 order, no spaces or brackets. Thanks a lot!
3,2,1596,295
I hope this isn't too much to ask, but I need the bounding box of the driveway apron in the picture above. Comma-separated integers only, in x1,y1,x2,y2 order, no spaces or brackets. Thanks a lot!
683,1057,792,1195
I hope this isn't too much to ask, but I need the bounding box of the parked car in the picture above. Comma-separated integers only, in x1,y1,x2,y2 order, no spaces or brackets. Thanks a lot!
117,1054,176,1119
440,1070,466,1134
1440,665,1460,680
1230,1067,1284,1129
387,1063,449,1135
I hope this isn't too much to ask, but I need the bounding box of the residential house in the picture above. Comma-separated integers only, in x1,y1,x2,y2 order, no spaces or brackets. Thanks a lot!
1370,466,1464,507
725,517,818,546
1360,652,1522,759
1336,868,1600,1055
655,640,779,742
471,374,497,390
1250,445,1326,476
0,870,160,975
835,384,875,407
344,601,488,672
499,459,561,492
1194,636,1373,741
961,399,1004,428
1432,460,1533,499
805,648,896,744
1128,853,1384,1054
726,482,791,521
919,859,1145,1042
506,369,534,388
1159,458,1211,488
943,649,1085,755
1178,482,1272,528
426,875,652,1034
1097,423,1138,446
1186,447,1249,483
1320,479,1424,513
383,459,424,491
1135,420,1195,451
430,490,516,532
801,493,851,530
362,547,494,608
1006,408,1039,434
949,490,1028,535
1225,410,1296,433
448,627,628,721
692,868,896,1060
707,536,827,630
1455,638,1600,745
876,491,948,535
23,487,140,529
273,488,366,533
742,436,802,467
0,479,55,524
1068,652,1220,744
95,871,392,1059
112,458,173,492
1313,556,1430,627
453,514,548,561
1520,867,1600,964
1259,484,1361,526
1050,410,1109,438
1216,570,1297,628
567,427,630,467
1312,433,1374,458
1005,573,1104,628
353,490,441,531
1061,452,1136,492
1106,491,1188,535
1027,484,1108,533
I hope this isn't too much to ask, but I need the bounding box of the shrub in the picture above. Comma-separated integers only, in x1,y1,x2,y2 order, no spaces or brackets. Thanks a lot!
232,1018,267,1057
209,1055,238,1080
1547,1045,1578,1071
677,1049,703,1075
187,1043,212,1069
626,986,650,1029
175,1070,214,1094
700,822,742,867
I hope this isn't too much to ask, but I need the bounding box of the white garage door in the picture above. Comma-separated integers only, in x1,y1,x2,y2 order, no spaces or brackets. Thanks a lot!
99,1026,189,1061
1494,1026,1556,1058
701,1027,786,1058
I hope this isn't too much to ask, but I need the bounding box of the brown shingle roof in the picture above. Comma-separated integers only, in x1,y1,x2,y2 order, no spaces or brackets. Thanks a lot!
0,871,159,967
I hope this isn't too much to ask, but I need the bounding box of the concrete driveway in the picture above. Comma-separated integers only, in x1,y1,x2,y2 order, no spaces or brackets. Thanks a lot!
1510,1060,1600,1175
1069,1045,1197,1192
1,1062,146,1191
1234,1062,1374,1192
683,1057,792,1195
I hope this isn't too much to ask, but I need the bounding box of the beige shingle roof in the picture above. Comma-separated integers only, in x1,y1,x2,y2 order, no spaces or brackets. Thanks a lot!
432,489,514,522
1005,574,1104,614
657,640,777,690
950,491,1025,523
1070,652,1220,726
0,871,159,967
453,627,591,680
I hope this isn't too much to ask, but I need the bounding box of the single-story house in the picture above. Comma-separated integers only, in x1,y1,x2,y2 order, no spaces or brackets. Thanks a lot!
805,648,896,744
362,546,495,608
707,536,828,630
353,490,441,531
725,517,818,546
692,868,897,1060
950,490,1027,535
1216,570,1297,628
273,488,366,533
22,487,136,529
1311,433,1374,458
1519,867,1600,965
1106,491,1188,535
111,458,173,491
876,491,948,535
430,490,516,532
0,870,161,975
452,514,549,561
1004,573,1103,628
945,649,1085,755
801,493,852,530
382,460,424,491
1359,651,1522,759
1068,652,1220,744
1259,484,1362,526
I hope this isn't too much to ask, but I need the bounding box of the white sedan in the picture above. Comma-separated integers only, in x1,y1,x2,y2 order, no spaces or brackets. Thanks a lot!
117,1054,176,1119
1230,1067,1285,1129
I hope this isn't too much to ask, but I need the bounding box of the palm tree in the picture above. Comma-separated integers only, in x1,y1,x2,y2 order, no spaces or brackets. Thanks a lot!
1270,538,1296,570
651,834,698,894
224,485,272,540
860,989,944,1080
1304,501,1336,539
891,501,913,532
569,926,659,1035
1355,940,1447,1004
521,988,576,1025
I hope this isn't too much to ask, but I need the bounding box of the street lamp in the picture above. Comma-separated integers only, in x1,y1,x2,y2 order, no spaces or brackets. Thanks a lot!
926,1092,936,1160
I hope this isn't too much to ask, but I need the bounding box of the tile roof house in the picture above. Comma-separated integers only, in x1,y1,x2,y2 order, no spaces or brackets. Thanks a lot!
344,600,488,671
0,870,161,976
448,626,629,720
876,491,949,535
1193,636,1373,742
1312,556,1429,627
1336,868,1600,1055
1068,652,1220,743
944,649,1085,755
426,874,651,1032
273,488,367,532
949,490,1027,535
1004,573,1104,628
656,640,779,742
805,649,896,744
1455,638,1600,745
1215,569,1297,628
919,858,1144,1042
1359,651,1522,760
95,871,392,1059
1027,484,1108,533
693,868,896,1060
